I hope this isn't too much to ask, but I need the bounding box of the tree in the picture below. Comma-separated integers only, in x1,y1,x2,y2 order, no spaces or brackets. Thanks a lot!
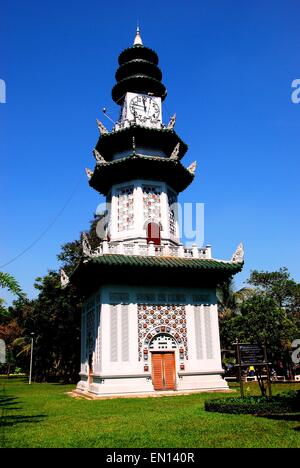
219,268,300,381
6,218,100,382
247,268,296,309
57,216,101,275
217,279,253,320
0,272,26,376
0,272,26,299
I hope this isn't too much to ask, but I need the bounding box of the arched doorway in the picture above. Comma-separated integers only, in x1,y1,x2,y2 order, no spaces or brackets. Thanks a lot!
149,334,177,390
146,222,161,245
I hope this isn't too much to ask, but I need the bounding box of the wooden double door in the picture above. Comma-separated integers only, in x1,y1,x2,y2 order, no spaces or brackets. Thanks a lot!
151,352,176,390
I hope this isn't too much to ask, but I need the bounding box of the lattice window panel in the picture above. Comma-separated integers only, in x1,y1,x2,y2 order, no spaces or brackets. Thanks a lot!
149,334,177,351
86,308,95,355
109,292,130,304
117,186,134,231
80,310,87,373
136,293,156,303
137,304,188,360
192,294,211,304
167,189,177,235
142,185,161,221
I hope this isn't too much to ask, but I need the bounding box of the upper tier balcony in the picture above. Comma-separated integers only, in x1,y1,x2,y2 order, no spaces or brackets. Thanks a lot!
84,239,212,260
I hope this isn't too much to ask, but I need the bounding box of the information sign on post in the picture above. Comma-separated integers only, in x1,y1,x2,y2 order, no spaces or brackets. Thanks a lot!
235,343,272,398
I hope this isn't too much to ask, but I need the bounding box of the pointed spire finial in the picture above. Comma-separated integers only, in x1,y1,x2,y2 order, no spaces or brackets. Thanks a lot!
134,24,143,46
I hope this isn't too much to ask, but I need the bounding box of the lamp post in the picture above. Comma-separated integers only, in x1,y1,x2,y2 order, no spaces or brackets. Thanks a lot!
29,332,35,385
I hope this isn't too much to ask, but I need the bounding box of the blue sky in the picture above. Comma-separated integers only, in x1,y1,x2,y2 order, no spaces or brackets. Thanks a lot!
1,0,299,303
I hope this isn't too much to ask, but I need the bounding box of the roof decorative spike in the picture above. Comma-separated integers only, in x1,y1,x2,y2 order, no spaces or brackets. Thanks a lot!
60,269,69,289
96,119,109,135
231,242,244,263
167,113,176,130
170,143,180,160
93,148,106,164
82,232,92,257
85,168,93,180
133,25,143,46
187,161,197,175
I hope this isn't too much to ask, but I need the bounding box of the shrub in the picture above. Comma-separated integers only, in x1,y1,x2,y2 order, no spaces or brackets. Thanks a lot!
205,392,300,415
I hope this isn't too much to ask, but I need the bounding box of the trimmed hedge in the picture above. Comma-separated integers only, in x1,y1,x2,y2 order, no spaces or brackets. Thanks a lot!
205,391,300,415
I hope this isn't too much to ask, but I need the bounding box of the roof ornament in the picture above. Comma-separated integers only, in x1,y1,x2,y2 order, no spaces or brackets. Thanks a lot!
82,232,92,257
60,269,69,289
167,113,176,130
170,143,180,160
187,161,197,175
93,148,106,164
96,119,109,135
133,25,143,46
85,168,93,180
132,136,136,155
231,242,244,263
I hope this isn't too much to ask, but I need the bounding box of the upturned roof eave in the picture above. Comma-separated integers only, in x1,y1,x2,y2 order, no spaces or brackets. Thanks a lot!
94,125,188,161
88,153,194,195
69,255,244,296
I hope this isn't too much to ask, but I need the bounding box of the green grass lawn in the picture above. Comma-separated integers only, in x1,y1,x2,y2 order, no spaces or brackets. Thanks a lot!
1,376,299,448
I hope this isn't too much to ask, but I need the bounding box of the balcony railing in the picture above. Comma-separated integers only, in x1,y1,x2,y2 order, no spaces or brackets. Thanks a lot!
89,240,212,260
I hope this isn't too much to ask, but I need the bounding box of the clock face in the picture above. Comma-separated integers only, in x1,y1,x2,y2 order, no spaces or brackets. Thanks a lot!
129,95,160,123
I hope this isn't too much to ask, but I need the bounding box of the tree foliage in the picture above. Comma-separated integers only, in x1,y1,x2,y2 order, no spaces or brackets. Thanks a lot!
219,268,300,377
220,294,296,352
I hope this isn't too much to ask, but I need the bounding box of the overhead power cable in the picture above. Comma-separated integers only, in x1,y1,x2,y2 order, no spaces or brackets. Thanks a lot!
0,177,82,269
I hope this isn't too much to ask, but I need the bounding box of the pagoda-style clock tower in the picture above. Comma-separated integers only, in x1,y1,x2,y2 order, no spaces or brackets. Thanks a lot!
64,28,244,396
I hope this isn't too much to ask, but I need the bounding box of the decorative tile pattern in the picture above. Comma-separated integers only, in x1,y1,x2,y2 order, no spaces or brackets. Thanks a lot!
143,185,161,221
167,189,177,236
117,186,134,231
137,304,188,361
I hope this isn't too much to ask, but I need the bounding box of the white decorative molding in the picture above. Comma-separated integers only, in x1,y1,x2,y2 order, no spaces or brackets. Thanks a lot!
187,161,197,175
82,232,92,257
167,113,176,130
170,143,180,160
85,168,93,180
93,149,106,164
204,305,213,359
110,305,118,362
231,242,244,263
96,119,109,135
194,305,203,360
60,269,69,289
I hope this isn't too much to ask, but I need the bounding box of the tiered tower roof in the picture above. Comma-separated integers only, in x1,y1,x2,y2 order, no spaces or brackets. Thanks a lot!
112,29,167,104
